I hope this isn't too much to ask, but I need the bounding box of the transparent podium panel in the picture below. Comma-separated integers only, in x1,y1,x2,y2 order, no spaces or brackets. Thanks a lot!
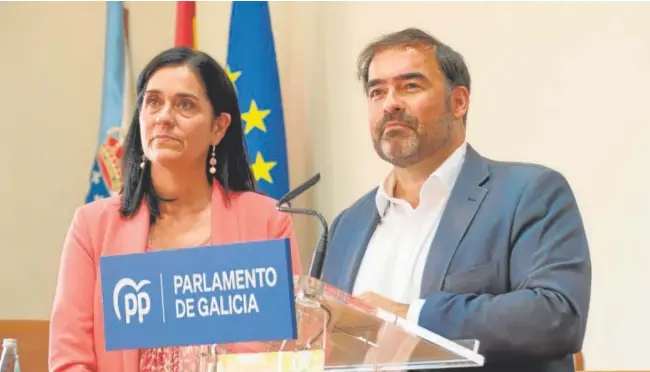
208,276,484,372
294,276,484,371
211,283,329,371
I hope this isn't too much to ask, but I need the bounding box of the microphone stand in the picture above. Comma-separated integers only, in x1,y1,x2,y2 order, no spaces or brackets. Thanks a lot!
275,173,329,280
276,173,332,347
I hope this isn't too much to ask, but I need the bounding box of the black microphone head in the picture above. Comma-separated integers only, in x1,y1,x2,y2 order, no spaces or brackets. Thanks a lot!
274,172,330,281
277,173,321,206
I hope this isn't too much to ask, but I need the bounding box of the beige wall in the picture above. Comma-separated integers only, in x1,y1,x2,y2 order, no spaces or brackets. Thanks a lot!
1,1,649,370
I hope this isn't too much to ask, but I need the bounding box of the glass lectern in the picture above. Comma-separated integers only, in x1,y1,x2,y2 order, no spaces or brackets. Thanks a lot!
196,276,485,371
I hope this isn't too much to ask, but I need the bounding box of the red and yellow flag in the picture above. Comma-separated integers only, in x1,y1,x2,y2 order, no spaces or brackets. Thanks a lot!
175,1,196,49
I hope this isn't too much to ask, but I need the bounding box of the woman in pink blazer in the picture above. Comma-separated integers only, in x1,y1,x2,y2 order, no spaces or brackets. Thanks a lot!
49,47,302,372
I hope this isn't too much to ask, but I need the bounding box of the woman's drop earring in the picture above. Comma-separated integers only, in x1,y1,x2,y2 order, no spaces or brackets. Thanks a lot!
140,154,146,170
209,145,217,174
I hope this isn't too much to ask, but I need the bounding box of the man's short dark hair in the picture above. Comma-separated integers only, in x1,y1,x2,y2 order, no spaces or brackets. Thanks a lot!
357,28,471,123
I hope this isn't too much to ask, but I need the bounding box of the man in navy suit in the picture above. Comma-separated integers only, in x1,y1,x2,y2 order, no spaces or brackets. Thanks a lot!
321,28,591,372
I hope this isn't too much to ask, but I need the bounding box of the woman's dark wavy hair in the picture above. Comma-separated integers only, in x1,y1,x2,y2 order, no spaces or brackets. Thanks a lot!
119,47,256,224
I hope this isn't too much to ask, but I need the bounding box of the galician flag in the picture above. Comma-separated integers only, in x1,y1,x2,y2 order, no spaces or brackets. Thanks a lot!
84,2,135,203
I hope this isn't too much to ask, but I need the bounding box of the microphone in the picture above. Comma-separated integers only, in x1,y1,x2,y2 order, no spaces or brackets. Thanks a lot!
276,173,321,207
276,173,329,280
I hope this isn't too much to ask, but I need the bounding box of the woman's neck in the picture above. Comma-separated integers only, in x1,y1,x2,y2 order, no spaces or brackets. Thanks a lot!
150,164,212,217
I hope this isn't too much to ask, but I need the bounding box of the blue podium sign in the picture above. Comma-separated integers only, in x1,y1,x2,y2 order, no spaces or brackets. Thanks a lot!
99,238,297,350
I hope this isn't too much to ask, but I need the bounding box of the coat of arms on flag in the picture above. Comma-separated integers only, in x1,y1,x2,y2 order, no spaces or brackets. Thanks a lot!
85,2,135,203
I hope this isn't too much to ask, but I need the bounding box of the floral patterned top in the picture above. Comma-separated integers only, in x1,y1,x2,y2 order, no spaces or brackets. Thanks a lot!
139,237,213,372
139,345,213,372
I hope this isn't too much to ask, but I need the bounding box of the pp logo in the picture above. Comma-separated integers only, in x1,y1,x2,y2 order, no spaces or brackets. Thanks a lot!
112,278,151,324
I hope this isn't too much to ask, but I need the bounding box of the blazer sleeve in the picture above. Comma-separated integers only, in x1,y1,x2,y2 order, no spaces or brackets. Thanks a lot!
270,211,302,276
417,169,591,360
49,207,97,371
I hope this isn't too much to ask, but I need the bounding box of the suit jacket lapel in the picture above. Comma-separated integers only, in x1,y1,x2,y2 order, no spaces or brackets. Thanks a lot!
112,201,149,372
340,192,380,293
209,180,241,246
420,145,490,297
112,199,150,255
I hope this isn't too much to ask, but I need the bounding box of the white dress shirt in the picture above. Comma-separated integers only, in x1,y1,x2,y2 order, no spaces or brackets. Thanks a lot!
352,141,467,324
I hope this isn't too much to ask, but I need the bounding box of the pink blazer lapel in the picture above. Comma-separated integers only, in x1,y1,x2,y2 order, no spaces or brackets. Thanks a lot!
114,201,150,255
210,181,241,246
113,202,149,372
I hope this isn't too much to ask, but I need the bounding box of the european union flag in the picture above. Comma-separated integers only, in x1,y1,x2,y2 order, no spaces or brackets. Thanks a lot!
226,1,290,200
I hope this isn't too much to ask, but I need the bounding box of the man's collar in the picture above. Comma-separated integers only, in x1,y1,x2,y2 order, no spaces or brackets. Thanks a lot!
375,141,468,217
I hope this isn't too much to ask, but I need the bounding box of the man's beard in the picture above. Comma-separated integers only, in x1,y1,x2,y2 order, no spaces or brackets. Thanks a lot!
373,111,453,168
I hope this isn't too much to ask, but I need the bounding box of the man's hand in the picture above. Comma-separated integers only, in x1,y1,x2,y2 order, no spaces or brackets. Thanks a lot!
358,291,409,319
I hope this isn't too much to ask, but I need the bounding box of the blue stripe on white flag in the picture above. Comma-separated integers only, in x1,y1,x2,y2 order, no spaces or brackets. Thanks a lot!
96,1,125,145
85,2,126,203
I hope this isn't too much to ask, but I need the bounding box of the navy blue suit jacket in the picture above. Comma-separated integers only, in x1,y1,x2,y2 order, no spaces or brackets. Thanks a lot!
321,144,591,372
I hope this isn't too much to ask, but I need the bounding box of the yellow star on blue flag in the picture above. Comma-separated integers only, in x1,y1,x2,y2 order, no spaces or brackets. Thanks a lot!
251,151,277,184
226,1,290,200
226,65,241,85
242,99,270,135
